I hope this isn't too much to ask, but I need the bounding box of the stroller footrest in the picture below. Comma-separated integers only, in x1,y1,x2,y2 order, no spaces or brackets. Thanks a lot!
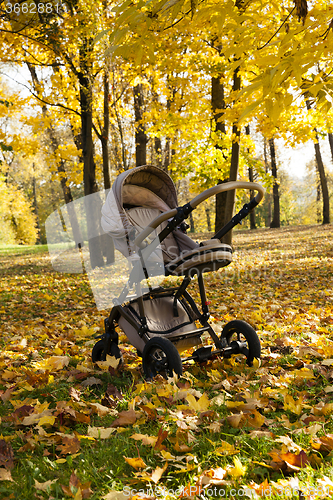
166,326,210,343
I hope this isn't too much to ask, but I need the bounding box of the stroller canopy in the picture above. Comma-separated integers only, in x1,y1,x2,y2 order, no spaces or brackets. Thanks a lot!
101,165,178,238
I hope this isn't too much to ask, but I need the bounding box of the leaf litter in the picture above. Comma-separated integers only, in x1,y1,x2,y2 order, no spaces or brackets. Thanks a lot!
0,225,332,498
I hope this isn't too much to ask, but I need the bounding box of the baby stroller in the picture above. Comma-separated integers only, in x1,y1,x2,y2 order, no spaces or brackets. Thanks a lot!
92,165,265,379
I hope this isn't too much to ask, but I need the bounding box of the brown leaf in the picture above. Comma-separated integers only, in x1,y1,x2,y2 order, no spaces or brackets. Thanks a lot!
226,413,244,428
269,449,310,470
69,387,81,402
280,450,310,469
106,384,123,400
249,430,275,439
111,409,137,427
0,468,14,481
0,385,16,403
80,377,103,387
61,472,92,499
154,427,168,451
0,440,14,469
140,405,157,421
57,436,80,455
311,434,333,452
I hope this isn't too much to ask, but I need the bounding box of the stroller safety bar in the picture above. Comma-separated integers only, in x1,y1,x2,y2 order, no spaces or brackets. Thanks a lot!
134,181,265,248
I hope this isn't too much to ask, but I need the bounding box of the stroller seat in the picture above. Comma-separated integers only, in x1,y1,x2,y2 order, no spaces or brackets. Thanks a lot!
119,184,233,276
166,239,232,276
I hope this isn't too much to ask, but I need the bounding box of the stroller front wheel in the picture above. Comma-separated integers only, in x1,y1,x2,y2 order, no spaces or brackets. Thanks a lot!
142,337,183,379
220,320,261,367
92,339,123,363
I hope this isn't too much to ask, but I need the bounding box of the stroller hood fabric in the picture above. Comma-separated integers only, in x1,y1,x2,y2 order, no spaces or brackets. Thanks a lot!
101,165,178,238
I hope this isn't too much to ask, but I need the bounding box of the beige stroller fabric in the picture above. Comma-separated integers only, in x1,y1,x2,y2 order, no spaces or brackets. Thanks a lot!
118,296,201,353
101,165,232,276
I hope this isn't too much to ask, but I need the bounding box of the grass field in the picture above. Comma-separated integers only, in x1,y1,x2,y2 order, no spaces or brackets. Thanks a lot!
0,224,333,499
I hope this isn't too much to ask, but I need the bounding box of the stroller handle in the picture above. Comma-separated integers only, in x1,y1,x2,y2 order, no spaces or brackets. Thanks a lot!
189,181,265,209
134,181,265,248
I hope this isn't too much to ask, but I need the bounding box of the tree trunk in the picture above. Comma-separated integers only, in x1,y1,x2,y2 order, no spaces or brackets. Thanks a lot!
263,138,272,227
211,72,228,233
328,132,333,164
246,125,256,229
79,42,104,268
205,207,212,232
222,66,241,245
133,83,147,167
313,135,330,223
269,138,280,228
154,137,162,168
100,68,115,264
189,212,195,233
32,165,41,244
306,100,330,224
101,70,111,191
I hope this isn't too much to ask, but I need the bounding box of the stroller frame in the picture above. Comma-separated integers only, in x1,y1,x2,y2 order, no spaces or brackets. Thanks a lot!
93,168,265,378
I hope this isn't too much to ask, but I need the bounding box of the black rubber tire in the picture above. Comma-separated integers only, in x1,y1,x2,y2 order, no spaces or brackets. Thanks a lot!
220,320,261,367
142,337,183,379
91,339,122,363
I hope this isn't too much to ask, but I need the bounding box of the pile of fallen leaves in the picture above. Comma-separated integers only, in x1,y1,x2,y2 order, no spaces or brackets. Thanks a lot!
0,224,333,499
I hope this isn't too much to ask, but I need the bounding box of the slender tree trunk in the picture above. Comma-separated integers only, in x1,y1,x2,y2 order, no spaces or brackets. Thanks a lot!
211,72,228,233
79,41,104,268
313,135,330,223
317,172,321,224
263,138,272,227
269,138,280,228
222,66,241,245
306,100,330,224
32,165,41,244
134,83,147,167
205,207,212,232
100,68,114,264
328,132,333,164
189,212,195,233
101,70,111,191
154,137,162,168
246,125,256,229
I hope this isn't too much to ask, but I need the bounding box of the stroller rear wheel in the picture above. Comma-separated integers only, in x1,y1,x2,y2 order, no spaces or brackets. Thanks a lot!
220,320,260,367
92,339,122,363
142,337,183,379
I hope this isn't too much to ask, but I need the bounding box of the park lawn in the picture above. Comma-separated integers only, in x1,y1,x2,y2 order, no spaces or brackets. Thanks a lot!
0,224,332,499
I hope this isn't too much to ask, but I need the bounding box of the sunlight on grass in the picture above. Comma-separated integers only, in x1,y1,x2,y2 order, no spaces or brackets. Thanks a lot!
0,225,332,499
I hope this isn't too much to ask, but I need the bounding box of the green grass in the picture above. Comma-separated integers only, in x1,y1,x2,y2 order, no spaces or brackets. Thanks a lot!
0,244,49,256
0,225,333,498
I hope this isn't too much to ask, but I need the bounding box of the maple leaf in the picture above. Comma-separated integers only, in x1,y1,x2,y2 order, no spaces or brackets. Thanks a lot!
57,436,80,455
34,478,58,491
0,384,17,402
69,387,81,402
123,456,147,469
197,467,227,486
111,409,137,427
87,426,116,439
228,457,247,478
61,472,92,499
0,440,14,469
130,433,158,447
215,440,239,455
80,377,102,387
0,468,14,481
186,393,210,412
283,393,304,415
